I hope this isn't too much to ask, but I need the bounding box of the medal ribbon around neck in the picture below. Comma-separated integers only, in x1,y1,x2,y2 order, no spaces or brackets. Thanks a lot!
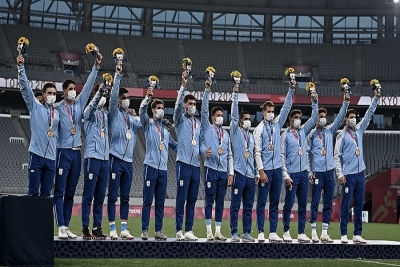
97,109,104,131
346,128,359,149
290,128,301,149
264,121,274,145
192,118,197,141
63,101,76,126
48,107,55,129
240,128,250,150
155,120,164,143
212,124,224,146
122,112,131,131
317,129,325,149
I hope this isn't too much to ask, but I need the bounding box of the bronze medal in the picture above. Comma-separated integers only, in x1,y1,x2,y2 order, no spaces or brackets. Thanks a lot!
70,126,76,135
321,149,326,156
244,151,250,158
192,139,197,146
217,147,223,155
47,129,54,138
100,130,105,138
298,149,303,156
159,142,165,151
126,131,132,140
268,144,274,151
355,148,360,156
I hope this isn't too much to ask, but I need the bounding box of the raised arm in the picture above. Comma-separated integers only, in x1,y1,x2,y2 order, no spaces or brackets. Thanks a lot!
139,95,151,132
278,88,295,128
77,63,100,108
228,138,234,176
359,96,379,132
280,131,290,180
331,100,349,132
18,65,36,111
201,88,211,133
173,72,188,127
334,130,345,179
109,70,122,117
168,135,178,152
230,91,239,134
302,99,319,136
253,123,264,171
84,84,104,120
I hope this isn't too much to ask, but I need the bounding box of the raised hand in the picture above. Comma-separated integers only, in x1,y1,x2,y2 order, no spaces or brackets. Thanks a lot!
205,80,211,90
147,88,153,97
344,91,350,102
95,53,103,67
182,71,188,87
17,54,24,66
116,63,122,74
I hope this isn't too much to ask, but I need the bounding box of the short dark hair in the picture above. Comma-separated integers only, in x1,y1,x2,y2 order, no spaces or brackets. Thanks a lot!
43,82,56,93
211,106,223,116
262,101,275,110
151,98,164,109
239,111,250,120
93,84,100,93
118,87,128,97
289,109,302,118
346,109,357,118
62,79,75,90
318,107,327,115
184,94,196,103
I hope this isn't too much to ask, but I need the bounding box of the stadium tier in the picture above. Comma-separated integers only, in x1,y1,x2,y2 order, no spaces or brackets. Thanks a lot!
1,117,399,203
1,24,400,96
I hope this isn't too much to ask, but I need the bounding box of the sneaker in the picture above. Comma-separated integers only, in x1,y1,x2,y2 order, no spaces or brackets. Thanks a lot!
320,234,334,243
258,232,265,243
242,233,255,243
184,231,198,241
268,233,283,243
214,232,227,242
206,232,214,241
120,229,134,240
282,231,293,243
312,232,320,243
298,233,311,243
155,231,167,241
65,227,77,239
231,233,240,242
341,235,349,244
82,227,92,240
352,235,367,244
176,230,185,241
92,227,107,240
58,227,68,239
110,230,118,240
141,230,149,240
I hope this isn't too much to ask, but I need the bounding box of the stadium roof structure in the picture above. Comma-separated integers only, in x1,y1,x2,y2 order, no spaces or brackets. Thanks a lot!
71,0,399,15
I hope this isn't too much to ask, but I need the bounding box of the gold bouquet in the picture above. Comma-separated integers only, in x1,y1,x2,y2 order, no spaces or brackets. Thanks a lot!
17,37,29,57
370,79,381,97
285,67,296,88
112,48,125,65
146,75,160,89
182,57,192,78
230,70,242,88
85,43,100,59
205,66,216,83
102,73,113,84
285,68,295,76
305,82,317,101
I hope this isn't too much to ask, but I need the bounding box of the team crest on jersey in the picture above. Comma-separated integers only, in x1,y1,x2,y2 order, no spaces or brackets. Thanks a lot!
180,180,184,186
58,168,63,175
207,182,211,188
147,181,151,187
345,187,349,193
112,173,116,180
234,189,238,195
89,173,93,180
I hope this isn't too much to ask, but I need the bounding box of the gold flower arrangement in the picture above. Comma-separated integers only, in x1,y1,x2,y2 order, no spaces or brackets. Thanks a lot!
340,78,350,85
18,37,29,46
230,70,242,78
102,73,113,84
112,48,125,57
284,67,295,76
182,58,192,69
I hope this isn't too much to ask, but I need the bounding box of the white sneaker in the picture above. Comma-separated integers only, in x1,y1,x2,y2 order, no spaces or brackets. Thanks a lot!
341,235,349,244
176,230,185,241
120,229,134,240
58,227,68,239
283,231,293,243
110,230,118,240
268,233,283,243
312,232,320,243
184,231,198,241
320,234,334,243
207,232,214,241
258,232,265,243
353,235,367,244
214,232,227,242
298,233,311,243
65,227,77,239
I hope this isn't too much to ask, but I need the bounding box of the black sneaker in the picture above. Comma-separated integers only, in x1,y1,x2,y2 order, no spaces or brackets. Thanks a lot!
82,227,92,240
92,227,107,240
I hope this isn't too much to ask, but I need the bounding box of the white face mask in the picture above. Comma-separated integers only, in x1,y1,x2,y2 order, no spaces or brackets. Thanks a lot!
349,118,356,128
121,99,130,109
293,119,301,129
319,118,327,127
98,97,106,107
215,116,223,126
46,95,56,105
67,90,76,101
155,109,164,119
242,120,251,129
265,113,274,122
187,105,196,116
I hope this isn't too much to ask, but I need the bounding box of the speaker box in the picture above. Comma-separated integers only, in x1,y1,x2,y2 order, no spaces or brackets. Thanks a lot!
0,196,54,266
